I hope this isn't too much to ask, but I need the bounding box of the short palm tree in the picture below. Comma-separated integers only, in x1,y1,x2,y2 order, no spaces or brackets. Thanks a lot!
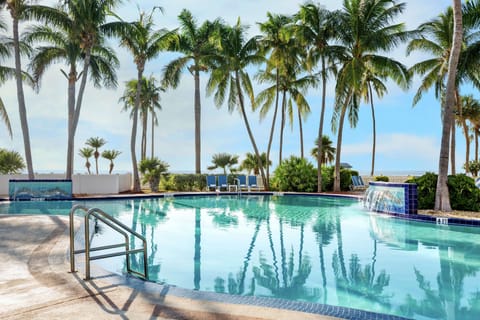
240,152,270,176
119,7,174,192
85,137,106,175
162,9,220,174
311,135,336,166
0,148,25,174
138,157,169,193
78,147,94,174
206,21,268,189
207,153,239,176
101,149,121,174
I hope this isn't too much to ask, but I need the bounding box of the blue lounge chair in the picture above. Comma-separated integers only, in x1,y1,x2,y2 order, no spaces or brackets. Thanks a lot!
206,175,216,191
350,175,367,191
237,175,247,190
218,175,228,191
248,175,259,191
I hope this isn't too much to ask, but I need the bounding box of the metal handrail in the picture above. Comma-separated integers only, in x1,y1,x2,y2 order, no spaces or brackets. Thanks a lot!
69,204,148,280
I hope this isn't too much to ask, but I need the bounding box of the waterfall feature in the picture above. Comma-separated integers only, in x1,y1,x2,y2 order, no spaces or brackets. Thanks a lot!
9,179,72,201
364,182,417,215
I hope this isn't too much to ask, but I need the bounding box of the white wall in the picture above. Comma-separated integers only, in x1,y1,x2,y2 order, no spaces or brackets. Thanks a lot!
0,173,132,196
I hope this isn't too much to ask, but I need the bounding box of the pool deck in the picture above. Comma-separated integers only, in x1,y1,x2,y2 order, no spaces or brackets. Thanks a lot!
0,214,341,320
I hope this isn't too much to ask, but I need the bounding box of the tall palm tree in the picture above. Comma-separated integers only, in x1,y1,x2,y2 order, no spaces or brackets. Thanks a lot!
119,76,163,161
207,152,238,175
295,2,340,192
0,20,13,138
436,0,463,211
85,136,106,175
331,0,410,192
206,20,268,189
1,0,35,178
101,149,121,174
78,147,94,174
162,9,220,174
456,95,480,172
311,135,336,165
119,7,174,192
256,12,294,185
24,3,119,180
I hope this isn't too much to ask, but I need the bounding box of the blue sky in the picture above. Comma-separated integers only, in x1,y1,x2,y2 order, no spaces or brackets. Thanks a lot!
0,0,466,176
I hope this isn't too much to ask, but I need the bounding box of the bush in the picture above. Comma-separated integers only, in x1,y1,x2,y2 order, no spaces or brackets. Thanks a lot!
271,156,317,192
320,166,356,192
0,149,25,174
160,174,206,192
406,172,480,211
374,175,389,182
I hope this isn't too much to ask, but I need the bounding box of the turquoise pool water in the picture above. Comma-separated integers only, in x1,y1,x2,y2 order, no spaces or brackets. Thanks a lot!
2,194,480,319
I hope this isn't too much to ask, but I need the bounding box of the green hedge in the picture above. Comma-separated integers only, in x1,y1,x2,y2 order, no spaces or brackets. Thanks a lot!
161,174,207,192
406,172,480,211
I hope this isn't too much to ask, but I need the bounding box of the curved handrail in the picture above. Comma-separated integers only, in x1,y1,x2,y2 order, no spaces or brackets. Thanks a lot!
69,204,148,280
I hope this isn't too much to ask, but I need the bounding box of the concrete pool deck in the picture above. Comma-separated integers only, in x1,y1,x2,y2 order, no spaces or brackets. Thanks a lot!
0,214,340,320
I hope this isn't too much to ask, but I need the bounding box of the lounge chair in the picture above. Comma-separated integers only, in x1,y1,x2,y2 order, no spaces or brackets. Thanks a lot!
237,175,248,190
350,175,367,191
206,175,217,191
218,175,228,191
248,175,259,191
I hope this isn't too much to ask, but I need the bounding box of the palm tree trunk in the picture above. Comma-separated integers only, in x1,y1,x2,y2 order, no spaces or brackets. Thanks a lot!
141,111,147,161
279,90,287,164
66,67,76,180
334,92,353,192
369,82,376,177
235,73,267,189
151,112,155,158
450,117,456,175
435,0,462,211
194,68,201,174
298,108,304,159
317,58,327,193
12,16,34,179
463,119,470,173
266,70,280,188
475,128,479,162
131,67,143,192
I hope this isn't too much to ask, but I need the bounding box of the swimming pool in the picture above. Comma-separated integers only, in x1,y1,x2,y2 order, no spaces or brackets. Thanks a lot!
2,194,480,320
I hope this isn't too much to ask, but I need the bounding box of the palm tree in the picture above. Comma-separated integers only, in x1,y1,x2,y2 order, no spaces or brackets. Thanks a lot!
0,148,25,174
207,20,268,189
311,135,335,165
24,3,120,180
240,152,270,176
119,76,163,161
256,12,294,185
119,7,174,192
295,2,339,192
85,136,106,175
207,152,238,175
101,149,121,174
436,0,463,211
78,147,94,174
162,9,220,174
0,21,13,138
1,0,35,178
138,157,169,193
331,0,410,192
457,95,480,173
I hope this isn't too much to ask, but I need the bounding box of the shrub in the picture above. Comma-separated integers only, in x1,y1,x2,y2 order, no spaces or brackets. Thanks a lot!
0,149,25,174
161,174,206,192
271,156,317,192
406,172,480,211
320,166,356,191
375,175,389,182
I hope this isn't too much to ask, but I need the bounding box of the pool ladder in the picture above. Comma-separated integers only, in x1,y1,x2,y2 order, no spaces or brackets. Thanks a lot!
69,204,148,280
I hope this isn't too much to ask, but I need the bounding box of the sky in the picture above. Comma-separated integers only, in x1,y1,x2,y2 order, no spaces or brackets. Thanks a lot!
0,0,468,176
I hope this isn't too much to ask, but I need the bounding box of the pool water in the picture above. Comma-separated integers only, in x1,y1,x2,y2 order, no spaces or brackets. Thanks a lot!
2,194,480,320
